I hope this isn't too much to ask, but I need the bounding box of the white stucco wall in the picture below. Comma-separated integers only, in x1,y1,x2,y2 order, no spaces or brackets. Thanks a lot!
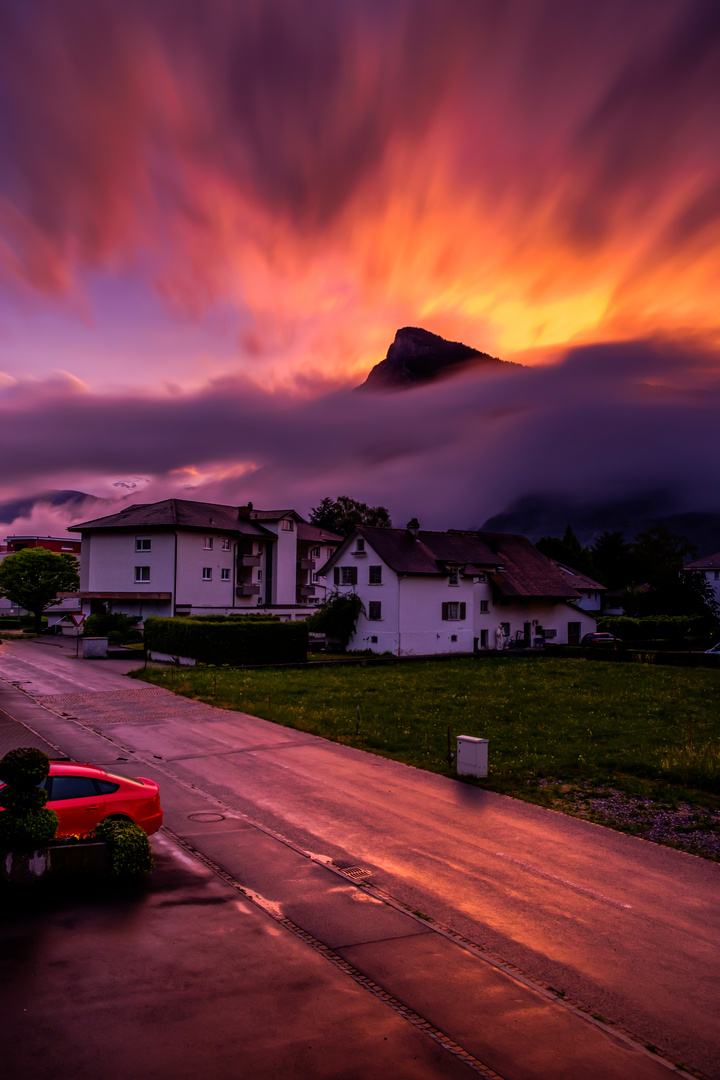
336,537,597,655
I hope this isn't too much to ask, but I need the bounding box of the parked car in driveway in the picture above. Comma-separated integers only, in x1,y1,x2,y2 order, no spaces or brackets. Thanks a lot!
0,762,163,838
581,632,622,645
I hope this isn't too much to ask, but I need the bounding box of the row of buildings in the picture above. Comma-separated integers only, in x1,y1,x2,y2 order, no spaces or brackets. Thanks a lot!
4,499,719,654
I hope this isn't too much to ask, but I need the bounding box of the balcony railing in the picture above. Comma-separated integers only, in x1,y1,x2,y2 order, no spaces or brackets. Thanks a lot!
236,583,261,596
297,585,316,597
297,558,315,571
239,554,261,567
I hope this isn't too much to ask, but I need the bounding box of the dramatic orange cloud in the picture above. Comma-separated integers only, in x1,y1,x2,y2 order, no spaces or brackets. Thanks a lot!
1,0,719,390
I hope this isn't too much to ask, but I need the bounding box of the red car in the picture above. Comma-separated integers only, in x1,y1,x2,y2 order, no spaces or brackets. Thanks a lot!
1,762,163,839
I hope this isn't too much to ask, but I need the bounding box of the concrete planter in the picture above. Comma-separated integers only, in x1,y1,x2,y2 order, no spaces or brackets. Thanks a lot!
82,636,108,659
1,841,108,885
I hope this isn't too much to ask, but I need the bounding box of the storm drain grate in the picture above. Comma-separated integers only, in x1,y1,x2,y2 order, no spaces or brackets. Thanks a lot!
338,866,372,880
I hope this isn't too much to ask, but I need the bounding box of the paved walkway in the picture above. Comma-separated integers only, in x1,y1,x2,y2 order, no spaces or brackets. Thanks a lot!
0,638,711,1079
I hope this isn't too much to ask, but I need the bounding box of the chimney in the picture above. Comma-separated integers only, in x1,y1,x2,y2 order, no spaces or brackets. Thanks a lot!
407,518,420,539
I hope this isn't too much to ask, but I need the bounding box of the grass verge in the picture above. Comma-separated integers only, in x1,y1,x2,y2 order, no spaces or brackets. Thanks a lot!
135,656,720,858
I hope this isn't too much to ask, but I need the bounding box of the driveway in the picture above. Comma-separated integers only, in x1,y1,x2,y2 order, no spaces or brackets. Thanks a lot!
1,637,717,1078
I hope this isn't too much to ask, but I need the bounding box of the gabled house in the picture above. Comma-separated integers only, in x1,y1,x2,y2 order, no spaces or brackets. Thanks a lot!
69,499,341,623
548,560,606,612
319,523,597,655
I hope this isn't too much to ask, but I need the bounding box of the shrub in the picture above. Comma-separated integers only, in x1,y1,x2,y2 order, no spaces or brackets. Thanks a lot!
306,591,365,650
0,747,58,850
144,616,308,666
598,615,714,642
84,612,141,642
93,819,154,876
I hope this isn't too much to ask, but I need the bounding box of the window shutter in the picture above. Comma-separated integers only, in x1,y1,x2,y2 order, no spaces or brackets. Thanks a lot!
442,602,449,620
334,567,340,585
459,603,466,620
350,566,357,585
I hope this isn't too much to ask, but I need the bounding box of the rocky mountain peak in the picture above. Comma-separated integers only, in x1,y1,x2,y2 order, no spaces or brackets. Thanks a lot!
354,327,511,391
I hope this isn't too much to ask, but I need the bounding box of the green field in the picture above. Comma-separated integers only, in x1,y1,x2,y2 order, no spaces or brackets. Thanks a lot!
137,656,720,800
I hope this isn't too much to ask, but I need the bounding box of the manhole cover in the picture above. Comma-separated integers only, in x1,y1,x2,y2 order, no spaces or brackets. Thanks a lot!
187,813,225,823
338,866,372,880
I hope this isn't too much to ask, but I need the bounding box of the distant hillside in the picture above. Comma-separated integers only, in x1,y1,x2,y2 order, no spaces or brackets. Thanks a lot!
355,327,516,391
0,489,103,530
482,492,720,555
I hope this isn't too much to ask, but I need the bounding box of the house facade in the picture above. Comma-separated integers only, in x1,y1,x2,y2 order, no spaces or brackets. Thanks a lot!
684,550,720,609
549,560,606,612
70,500,341,622
320,524,597,655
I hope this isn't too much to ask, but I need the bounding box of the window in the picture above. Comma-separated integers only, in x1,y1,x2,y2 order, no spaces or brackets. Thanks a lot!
356,538,365,552
202,567,212,580
203,537,213,550
714,570,720,580
450,634,457,642
281,519,294,531
221,568,230,580
312,572,319,583
448,568,459,586
222,538,230,550
480,600,489,612
135,538,151,551
371,635,378,644
369,565,382,585
441,602,466,621
257,569,263,582
368,601,382,621
311,546,320,558
95,779,120,795
335,566,357,586
477,573,486,582
48,776,98,801
134,566,150,582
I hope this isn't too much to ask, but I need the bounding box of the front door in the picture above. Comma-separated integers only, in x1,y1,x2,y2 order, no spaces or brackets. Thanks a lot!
523,622,531,647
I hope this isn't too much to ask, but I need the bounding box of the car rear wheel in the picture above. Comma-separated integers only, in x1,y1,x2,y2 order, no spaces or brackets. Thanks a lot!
103,814,133,824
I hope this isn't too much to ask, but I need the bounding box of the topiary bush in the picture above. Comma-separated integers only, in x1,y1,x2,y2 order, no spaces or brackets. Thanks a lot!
0,747,58,850
93,818,154,877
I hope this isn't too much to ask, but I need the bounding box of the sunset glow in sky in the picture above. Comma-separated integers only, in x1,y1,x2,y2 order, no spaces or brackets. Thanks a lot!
1,0,720,533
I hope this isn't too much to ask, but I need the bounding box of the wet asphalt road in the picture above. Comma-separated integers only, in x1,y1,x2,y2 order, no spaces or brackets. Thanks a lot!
1,637,718,1078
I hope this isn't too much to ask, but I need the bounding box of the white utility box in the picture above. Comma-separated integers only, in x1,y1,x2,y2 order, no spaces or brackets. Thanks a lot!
82,636,108,659
456,735,488,778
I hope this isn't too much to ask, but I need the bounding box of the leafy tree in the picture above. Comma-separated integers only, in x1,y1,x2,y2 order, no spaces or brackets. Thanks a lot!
306,591,365,650
309,496,392,536
0,548,79,634
591,531,634,590
623,568,718,622
536,525,599,580
629,526,696,583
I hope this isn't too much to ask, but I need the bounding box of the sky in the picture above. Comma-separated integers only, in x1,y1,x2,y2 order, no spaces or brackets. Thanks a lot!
1,0,719,538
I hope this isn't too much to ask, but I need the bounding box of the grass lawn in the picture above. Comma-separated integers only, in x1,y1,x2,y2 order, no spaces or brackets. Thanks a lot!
136,656,720,856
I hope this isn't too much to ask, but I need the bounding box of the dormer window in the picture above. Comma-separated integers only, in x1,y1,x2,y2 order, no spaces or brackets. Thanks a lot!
448,568,459,586
356,538,365,552
281,519,294,531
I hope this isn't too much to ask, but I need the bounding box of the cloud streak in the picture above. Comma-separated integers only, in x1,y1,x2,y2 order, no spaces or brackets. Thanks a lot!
1,0,720,378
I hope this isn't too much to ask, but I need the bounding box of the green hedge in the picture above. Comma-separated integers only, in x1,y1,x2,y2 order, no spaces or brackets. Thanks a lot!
597,615,714,641
144,616,308,666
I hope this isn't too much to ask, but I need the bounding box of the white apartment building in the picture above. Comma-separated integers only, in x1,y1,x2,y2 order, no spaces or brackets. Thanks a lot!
70,499,341,622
